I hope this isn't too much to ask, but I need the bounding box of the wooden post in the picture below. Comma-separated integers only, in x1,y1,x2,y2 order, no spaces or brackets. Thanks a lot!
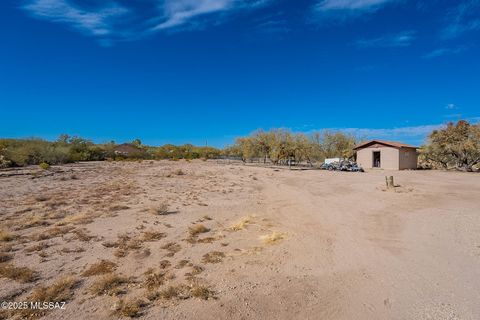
385,176,394,189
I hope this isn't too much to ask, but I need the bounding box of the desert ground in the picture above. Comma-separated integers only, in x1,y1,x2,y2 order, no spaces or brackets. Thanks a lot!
0,160,479,319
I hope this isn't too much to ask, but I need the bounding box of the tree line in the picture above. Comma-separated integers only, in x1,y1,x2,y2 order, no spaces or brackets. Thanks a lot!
223,129,358,165
1,120,479,171
0,135,221,168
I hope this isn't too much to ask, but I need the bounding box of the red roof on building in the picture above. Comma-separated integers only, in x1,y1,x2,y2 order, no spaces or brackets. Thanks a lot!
353,140,418,150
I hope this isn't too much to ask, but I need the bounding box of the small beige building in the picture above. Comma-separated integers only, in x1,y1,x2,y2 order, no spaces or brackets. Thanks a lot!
354,140,418,170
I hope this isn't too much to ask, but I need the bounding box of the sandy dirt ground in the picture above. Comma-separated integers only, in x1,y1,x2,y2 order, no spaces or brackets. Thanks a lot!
0,160,479,319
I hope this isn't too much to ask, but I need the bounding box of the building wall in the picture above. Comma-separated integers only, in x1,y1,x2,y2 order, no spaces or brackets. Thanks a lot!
356,146,400,170
398,148,418,170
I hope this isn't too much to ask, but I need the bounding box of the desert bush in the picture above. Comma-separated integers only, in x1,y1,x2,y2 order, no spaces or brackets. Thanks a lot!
0,264,37,282
190,284,216,300
422,120,480,171
90,274,128,296
82,260,117,277
0,230,16,242
201,251,225,264
260,231,286,244
188,224,210,236
150,202,169,215
39,162,50,170
113,298,147,318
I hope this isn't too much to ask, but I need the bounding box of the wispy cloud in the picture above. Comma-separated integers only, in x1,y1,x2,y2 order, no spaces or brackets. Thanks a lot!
422,47,466,59
152,0,235,31
337,124,444,140
445,103,458,110
442,0,480,39
23,0,128,37
311,0,400,24
316,0,396,11
355,30,416,48
21,0,271,44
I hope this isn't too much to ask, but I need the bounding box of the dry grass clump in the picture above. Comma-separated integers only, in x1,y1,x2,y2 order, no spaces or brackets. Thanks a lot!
22,276,80,318
29,276,79,303
190,284,216,300
90,274,128,296
0,264,37,283
260,231,286,244
142,230,167,242
0,252,13,263
0,230,17,242
113,299,148,318
72,229,96,242
30,226,74,241
82,260,117,277
159,260,171,269
174,169,185,176
161,242,181,257
175,260,190,269
60,247,85,254
229,216,252,231
158,284,190,300
15,215,50,230
0,244,13,253
34,195,49,202
157,283,215,301
202,251,225,264
114,234,143,258
185,265,204,279
109,205,130,212
25,242,50,253
143,269,168,291
195,237,216,244
188,224,210,236
150,202,169,215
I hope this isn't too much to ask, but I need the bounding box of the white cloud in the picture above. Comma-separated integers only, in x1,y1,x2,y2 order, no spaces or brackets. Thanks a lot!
423,47,465,59
23,0,128,37
442,0,480,39
445,103,458,110
152,0,235,30
21,0,271,43
311,0,399,23
337,124,444,140
316,0,396,11
355,30,416,48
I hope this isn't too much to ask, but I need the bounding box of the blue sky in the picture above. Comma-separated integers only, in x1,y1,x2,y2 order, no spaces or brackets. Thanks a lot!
0,0,479,147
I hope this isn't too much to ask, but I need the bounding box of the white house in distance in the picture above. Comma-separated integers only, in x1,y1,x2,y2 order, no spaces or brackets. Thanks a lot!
354,140,418,170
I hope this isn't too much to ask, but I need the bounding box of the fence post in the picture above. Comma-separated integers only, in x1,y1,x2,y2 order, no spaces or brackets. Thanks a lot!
385,176,394,189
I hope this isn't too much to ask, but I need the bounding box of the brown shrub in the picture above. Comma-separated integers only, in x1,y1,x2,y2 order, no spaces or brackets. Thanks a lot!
143,269,167,291
142,231,167,242
190,284,216,300
20,276,79,318
161,242,181,257
260,231,286,245
188,224,210,237
202,251,225,264
149,202,169,215
158,285,190,300
82,260,117,277
90,274,128,296
30,226,74,241
159,260,171,269
0,230,17,242
114,299,147,318
0,252,13,263
0,264,37,283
